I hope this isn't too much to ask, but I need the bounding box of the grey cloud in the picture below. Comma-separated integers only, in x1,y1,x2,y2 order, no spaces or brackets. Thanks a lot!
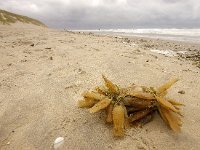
0,0,200,29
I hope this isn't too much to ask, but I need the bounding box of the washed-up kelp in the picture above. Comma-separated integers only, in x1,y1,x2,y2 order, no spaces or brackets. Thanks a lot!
78,75,184,137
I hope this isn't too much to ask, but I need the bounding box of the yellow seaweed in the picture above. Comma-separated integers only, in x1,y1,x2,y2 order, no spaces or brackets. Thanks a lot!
78,98,96,108
89,98,111,113
95,86,108,95
128,109,153,122
168,99,185,106
106,103,114,123
102,75,119,94
157,78,179,95
130,92,155,100
161,107,181,132
155,96,179,113
82,91,105,100
112,104,125,136
78,75,184,137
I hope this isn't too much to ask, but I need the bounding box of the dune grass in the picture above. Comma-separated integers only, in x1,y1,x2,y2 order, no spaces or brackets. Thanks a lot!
0,9,47,27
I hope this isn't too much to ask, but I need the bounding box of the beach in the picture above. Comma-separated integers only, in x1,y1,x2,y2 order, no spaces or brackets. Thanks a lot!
0,26,200,150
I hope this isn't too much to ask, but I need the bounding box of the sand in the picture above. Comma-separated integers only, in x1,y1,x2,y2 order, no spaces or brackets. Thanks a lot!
0,25,200,150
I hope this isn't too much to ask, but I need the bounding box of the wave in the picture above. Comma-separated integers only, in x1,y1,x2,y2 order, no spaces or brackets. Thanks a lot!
98,28,200,37
75,28,200,43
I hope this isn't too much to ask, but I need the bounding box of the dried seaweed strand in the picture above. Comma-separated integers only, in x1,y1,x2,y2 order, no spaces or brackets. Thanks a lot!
78,76,184,137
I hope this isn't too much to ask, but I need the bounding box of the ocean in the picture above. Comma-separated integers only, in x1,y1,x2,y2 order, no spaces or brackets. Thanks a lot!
75,28,200,43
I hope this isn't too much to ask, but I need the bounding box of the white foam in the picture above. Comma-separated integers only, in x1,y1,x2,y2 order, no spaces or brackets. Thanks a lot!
150,49,178,57
97,28,200,37
74,28,200,43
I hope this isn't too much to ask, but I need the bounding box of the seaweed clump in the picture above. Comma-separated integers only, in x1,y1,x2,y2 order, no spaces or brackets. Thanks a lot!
78,75,184,137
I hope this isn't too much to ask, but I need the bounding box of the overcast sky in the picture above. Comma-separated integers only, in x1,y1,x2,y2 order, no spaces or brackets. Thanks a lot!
0,0,200,29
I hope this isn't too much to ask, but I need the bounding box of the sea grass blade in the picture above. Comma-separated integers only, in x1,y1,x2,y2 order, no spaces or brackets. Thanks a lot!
78,98,97,108
112,104,125,136
128,108,154,122
161,107,181,132
102,75,119,94
89,98,111,113
167,99,185,106
106,103,114,123
157,78,179,95
82,91,105,100
155,96,179,113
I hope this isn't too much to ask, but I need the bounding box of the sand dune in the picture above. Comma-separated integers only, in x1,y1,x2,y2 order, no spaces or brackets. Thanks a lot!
0,26,200,150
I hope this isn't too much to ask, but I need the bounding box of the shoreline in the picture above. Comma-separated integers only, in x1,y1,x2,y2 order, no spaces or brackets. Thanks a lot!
74,31,200,69
72,29,200,43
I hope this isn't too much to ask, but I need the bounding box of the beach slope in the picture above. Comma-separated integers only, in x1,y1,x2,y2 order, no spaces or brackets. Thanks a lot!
0,27,200,149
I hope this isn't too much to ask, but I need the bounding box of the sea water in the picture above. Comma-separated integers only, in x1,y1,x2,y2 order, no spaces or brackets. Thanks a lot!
76,28,200,43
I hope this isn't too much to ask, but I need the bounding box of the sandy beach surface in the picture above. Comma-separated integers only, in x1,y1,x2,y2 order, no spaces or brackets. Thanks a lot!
0,25,200,150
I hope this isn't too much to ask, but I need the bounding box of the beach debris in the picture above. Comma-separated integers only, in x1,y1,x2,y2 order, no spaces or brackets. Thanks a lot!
30,43,34,47
123,38,131,43
54,137,64,149
178,90,185,94
78,75,184,137
178,51,200,68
